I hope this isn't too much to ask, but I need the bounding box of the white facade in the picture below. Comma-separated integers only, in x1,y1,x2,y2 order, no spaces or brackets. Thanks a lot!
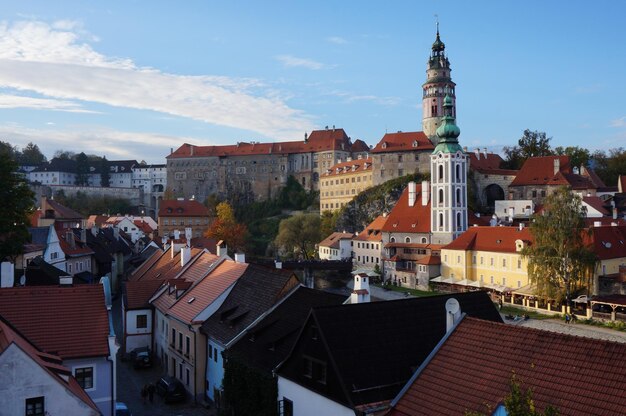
0,345,99,416
123,307,153,354
277,376,354,416
29,170,76,185
352,240,383,270
113,217,145,243
153,309,170,369
43,225,67,272
430,151,468,245
318,238,353,260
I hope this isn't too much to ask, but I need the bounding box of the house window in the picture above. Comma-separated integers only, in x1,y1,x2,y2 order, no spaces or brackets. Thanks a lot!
502,259,507,268
178,333,183,351
68,263,72,273
25,397,44,416
283,398,294,416
171,328,176,346
186,368,190,386
179,362,183,379
136,314,147,329
502,277,507,286
304,358,313,378
518,259,522,269
490,258,494,266
208,344,213,359
214,347,218,362
75,367,94,389
185,336,190,356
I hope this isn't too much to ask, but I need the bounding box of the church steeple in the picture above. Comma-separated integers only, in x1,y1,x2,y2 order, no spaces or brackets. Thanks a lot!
422,25,456,143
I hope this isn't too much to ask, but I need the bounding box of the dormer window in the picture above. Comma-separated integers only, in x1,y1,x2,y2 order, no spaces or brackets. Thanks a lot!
412,140,418,148
382,142,387,149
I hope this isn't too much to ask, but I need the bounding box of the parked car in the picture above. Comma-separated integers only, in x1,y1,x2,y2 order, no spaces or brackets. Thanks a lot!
156,375,186,403
572,295,591,304
115,402,132,416
130,346,152,369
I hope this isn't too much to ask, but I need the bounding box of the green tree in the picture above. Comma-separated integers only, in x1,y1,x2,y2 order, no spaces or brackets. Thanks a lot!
0,147,34,262
53,149,76,160
100,156,110,187
591,148,626,187
553,146,590,169
274,214,321,260
502,130,553,170
522,187,596,303
19,142,47,165
74,152,90,186
0,141,21,163
320,209,341,237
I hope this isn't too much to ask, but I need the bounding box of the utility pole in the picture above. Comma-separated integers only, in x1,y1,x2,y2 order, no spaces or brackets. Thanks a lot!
564,253,571,314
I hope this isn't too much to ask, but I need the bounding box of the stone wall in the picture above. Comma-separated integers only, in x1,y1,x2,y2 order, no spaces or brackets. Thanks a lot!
31,184,143,206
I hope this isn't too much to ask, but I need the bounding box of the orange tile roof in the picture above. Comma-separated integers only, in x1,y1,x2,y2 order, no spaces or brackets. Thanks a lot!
55,225,94,257
381,184,431,233
443,226,533,253
351,139,371,153
390,317,626,416
354,215,388,242
323,157,372,177
125,279,165,310
589,225,626,260
319,232,355,249
129,249,162,280
168,260,247,324
583,196,610,215
158,199,210,217
371,131,433,154
167,128,352,159
0,285,110,359
0,317,100,412
509,155,603,190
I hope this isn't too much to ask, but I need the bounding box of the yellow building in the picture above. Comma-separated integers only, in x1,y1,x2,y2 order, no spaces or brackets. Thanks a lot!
320,157,373,212
434,226,533,292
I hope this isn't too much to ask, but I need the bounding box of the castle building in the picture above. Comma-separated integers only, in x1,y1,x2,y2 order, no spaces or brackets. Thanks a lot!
319,157,373,212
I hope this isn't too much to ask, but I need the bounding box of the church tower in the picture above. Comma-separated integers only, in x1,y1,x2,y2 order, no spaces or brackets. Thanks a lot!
430,95,467,245
422,25,456,143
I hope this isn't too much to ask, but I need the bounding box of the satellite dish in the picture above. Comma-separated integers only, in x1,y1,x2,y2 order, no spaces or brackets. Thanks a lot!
445,298,460,315
19,275,26,286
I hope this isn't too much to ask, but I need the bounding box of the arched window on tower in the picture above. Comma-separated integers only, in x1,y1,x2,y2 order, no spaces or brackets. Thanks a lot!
439,213,444,230
438,165,444,181
438,189,444,206
455,164,461,182
456,212,462,231
456,188,461,206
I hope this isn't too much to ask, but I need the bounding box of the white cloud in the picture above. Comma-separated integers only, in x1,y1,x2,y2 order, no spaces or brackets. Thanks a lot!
325,90,401,106
326,36,348,45
610,116,626,128
0,93,98,113
276,55,329,70
0,20,314,139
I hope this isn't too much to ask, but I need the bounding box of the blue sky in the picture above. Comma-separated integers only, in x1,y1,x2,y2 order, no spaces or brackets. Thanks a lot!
0,1,624,164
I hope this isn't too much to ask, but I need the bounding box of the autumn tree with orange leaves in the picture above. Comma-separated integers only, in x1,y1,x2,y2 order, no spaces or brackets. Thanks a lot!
204,202,248,253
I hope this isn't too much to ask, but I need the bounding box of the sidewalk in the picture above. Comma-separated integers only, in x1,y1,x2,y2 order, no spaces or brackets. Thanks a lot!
346,280,416,301
505,315,626,344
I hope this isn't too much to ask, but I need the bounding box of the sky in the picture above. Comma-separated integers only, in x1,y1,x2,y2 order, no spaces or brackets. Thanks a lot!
0,0,625,164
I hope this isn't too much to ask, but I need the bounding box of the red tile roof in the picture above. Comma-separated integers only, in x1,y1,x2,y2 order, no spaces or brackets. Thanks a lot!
41,198,83,220
381,184,431,233
168,259,247,324
510,156,605,190
133,219,155,233
0,285,110,359
351,139,371,153
167,128,352,159
322,157,372,177
125,279,165,310
354,215,388,242
583,196,610,216
371,132,433,154
443,226,533,253
55,225,94,257
129,249,162,280
0,317,100,412
158,199,210,217
589,225,626,260
319,232,355,249
390,317,626,416
468,152,518,175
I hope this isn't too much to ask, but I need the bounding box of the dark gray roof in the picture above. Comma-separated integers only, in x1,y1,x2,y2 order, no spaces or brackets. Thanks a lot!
276,291,502,409
29,227,50,245
32,158,76,173
200,265,300,345
227,287,346,372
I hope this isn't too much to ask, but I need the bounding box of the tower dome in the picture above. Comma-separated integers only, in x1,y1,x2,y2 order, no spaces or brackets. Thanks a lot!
433,95,462,154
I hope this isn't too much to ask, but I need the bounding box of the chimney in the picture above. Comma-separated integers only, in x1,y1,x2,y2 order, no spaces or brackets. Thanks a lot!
275,260,282,269
519,223,525,231
80,228,87,243
216,240,227,257
421,180,430,206
91,225,98,237
613,207,618,220
483,148,488,158
474,148,480,160
173,229,181,240
0,262,15,288
593,221,601,227
408,182,416,207
580,165,586,175
554,158,560,175
350,274,371,304
66,231,75,249
190,145,194,156
445,298,461,333
185,227,192,246
234,252,246,264
180,246,192,267
170,147,173,155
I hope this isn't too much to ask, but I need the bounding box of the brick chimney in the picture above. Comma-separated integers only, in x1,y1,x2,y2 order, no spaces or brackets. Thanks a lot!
408,182,416,207
553,158,560,175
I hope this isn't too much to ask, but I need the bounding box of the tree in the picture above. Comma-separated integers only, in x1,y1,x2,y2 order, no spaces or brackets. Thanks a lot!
320,210,341,238
466,373,559,416
553,146,590,169
502,130,553,170
53,150,76,160
74,152,90,186
0,147,34,262
204,202,248,253
19,142,47,165
274,214,321,260
100,156,110,187
522,187,596,303
0,141,21,163
591,148,626,187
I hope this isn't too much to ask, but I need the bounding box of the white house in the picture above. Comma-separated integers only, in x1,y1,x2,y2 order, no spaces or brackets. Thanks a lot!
318,232,354,260
352,215,387,273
